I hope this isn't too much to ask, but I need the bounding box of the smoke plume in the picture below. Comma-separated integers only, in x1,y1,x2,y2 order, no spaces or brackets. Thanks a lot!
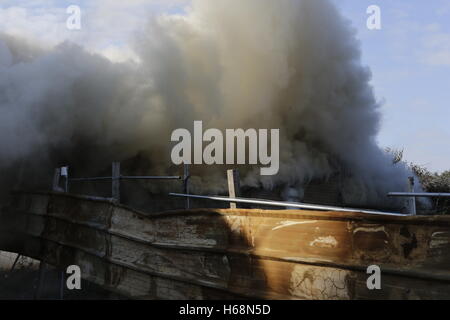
0,0,413,207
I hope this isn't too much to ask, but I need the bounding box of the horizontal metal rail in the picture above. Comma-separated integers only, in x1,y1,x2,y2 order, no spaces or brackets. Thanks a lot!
70,175,181,182
55,163,191,209
69,177,113,182
121,176,182,180
169,193,406,216
388,192,450,198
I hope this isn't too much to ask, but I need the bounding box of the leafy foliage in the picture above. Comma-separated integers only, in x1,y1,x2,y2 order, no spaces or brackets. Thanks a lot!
411,166,450,214
386,148,450,214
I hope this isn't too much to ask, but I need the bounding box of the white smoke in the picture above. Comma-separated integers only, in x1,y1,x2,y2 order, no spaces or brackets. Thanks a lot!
0,0,413,207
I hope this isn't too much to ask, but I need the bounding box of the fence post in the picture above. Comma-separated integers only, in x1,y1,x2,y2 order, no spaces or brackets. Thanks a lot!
227,169,240,209
112,162,121,202
61,166,69,192
183,164,190,209
52,168,61,192
408,176,416,216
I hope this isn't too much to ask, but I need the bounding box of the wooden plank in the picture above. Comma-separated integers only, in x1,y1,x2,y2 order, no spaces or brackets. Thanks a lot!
4,191,450,300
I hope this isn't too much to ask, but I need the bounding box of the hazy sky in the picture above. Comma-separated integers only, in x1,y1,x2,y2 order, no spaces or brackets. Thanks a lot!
0,0,448,172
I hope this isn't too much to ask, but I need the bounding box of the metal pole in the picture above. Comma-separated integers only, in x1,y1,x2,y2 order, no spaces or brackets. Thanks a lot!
183,164,190,209
112,162,121,202
70,176,182,181
388,192,450,198
120,176,181,180
70,176,113,182
61,166,69,193
408,177,416,216
169,193,405,216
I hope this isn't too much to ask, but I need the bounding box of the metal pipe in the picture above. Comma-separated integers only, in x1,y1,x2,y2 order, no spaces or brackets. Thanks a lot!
69,177,113,182
121,176,182,180
169,193,405,216
408,177,416,216
70,175,182,181
388,192,450,198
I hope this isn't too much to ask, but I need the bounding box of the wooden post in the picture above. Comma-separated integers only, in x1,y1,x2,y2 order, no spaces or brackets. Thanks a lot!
52,168,61,192
227,169,240,209
183,164,190,209
112,162,121,202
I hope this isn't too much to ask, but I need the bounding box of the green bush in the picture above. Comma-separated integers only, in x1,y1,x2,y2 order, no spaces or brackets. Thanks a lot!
411,165,450,215
386,148,449,214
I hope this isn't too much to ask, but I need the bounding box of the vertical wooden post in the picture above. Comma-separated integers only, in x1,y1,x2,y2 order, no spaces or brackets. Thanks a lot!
408,176,416,216
112,162,121,202
227,169,240,209
52,168,61,192
183,164,190,209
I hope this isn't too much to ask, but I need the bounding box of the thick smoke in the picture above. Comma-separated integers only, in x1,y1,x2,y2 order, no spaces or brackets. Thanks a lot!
0,0,413,207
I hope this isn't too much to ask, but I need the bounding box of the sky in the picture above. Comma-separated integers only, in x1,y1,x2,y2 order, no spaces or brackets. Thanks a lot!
334,0,450,173
0,0,449,173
